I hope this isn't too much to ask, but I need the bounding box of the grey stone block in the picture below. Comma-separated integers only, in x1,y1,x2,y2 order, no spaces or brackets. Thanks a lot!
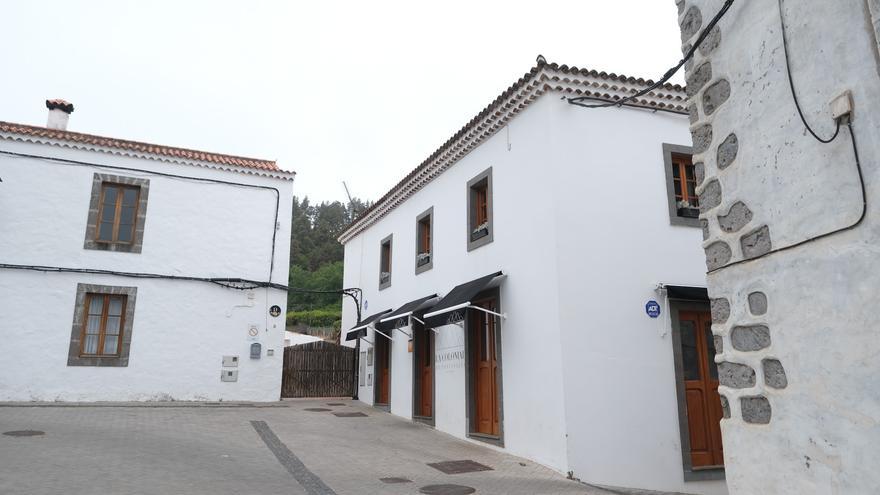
716,133,739,170
741,396,772,424
705,241,732,271
699,179,722,212
694,162,704,185
718,362,756,388
720,395,730,419
680,6,703,42
711,298,730,323
700,219,709,241
702,79,731,115
687,62,712,97
691,124,713,154
731,325,771,351
714,335,723,353
741,225,772,259
763,359,788,389
688,103,699,124
718,201,753,233
748,292,768,315
699,25,722,56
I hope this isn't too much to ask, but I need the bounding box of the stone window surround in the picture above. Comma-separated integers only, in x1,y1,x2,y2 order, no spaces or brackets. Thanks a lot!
415,207,434,275
662,143,701,228
84,173,150,253
669,298,726,482
379,234,393,290
67,283,138,367
466,167,494,251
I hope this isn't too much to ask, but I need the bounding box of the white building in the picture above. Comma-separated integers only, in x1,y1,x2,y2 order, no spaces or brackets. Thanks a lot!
677,0,880,493
338,57,726,494
0,100,295,402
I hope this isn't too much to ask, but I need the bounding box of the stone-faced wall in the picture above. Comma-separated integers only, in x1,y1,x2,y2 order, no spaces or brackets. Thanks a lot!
677,0,880,493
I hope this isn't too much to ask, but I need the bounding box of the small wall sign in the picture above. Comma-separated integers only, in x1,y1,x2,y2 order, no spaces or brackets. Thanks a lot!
269,305,281,317
645,300,661,318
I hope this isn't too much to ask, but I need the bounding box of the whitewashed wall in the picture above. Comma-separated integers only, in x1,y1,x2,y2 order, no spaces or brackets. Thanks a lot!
342,95,570,472
341,92,726,495
551,103,725,495
0,139,293,402
678,0,880,493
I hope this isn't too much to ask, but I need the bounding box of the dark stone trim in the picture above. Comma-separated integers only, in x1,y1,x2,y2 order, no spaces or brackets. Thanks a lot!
464,287,504,447
466,167,494,252
378,234,393,290
250,420,338,495
662,143,700,228
415,207,434,275
83,173,150,254
669,299,726,482
67,283,137,367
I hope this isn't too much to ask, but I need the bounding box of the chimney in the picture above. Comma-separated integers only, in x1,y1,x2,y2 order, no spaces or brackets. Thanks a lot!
46,99,74,130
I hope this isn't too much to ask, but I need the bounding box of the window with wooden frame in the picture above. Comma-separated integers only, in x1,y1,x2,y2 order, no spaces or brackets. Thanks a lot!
80,293,127,357
379,234,393,289
467,167,493,251
67,284,137,367
97,183,140,244
84,173,150,253
662,144,700,227
415,207,433,274
672,154,699,218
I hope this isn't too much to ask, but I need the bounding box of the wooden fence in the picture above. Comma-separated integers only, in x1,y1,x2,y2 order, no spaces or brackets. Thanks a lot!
281,341,356,398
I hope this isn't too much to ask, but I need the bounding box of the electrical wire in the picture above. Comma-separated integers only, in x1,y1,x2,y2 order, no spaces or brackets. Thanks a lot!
706,0,867,274
0,149,282,282
567,0,735,110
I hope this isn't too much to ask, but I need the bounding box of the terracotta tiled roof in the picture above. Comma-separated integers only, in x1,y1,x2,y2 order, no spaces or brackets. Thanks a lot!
46,99,74,113
338,56,688,243
0,120,288,176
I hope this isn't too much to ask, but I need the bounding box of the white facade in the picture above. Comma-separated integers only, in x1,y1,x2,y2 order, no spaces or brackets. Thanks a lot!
678,1,880,493
340,60,727,494
0,121,294,402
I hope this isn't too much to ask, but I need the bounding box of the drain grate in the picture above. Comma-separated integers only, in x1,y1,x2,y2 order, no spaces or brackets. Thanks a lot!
3,430,45,437
333,412,368,417
427,460,493,475
326,403,346,406
303,408,332,412
380,477,412,484
419,484,476,495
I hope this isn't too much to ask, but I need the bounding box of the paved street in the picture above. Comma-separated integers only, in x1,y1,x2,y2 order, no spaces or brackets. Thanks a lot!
0,400,615,495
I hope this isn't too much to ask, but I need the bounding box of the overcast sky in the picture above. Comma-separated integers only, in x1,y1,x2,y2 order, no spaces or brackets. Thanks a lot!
2,1,684,204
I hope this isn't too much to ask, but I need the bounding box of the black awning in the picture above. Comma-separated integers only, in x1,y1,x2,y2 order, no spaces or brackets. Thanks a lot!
423,271,504,328
665,285,709,301
375,294,439,332
344,309,392,341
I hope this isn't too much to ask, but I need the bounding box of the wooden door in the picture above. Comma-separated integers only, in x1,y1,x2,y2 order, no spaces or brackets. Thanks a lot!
679,310,724,468
376,337,390,405
472,301,499,436
418,328,433,417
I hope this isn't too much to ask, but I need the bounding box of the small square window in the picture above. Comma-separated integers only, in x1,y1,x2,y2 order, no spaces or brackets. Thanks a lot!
415,207,433,274
467,167,493,251
663,144,700,227
379,234,393,290
84,174,149,253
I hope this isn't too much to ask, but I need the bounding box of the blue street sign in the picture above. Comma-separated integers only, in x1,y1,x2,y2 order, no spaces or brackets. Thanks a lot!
646,300,661,318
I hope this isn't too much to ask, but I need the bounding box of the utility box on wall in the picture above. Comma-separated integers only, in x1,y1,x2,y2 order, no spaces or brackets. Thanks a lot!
222,355,239,367
250,342,262,359
221,369,238,382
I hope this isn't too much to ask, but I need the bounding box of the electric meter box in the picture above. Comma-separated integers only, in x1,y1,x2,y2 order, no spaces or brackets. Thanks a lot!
250,342,262,359
221,369,238,382
222,355,239,367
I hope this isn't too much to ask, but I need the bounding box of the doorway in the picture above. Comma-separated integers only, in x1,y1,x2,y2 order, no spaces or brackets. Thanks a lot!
468,295,501,439
413,323,434,421
675,307,724,471
374,335,391,406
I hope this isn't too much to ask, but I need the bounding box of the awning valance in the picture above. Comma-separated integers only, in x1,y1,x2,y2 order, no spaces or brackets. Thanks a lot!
344,309,392,341
423,271,505,328
375,294,439,332
663,284,709,301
